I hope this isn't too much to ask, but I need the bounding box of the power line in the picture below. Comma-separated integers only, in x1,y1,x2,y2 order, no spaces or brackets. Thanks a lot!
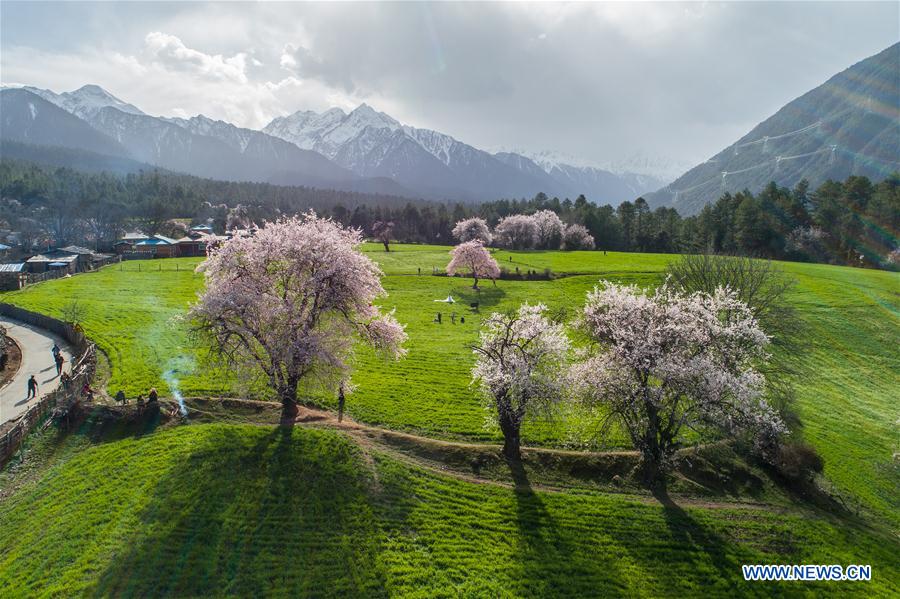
668,139,895,201
731,106,856,153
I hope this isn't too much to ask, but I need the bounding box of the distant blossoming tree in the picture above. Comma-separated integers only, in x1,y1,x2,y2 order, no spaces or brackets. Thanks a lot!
447,240,500,289
561,224,595,250
372,220,395,252
190,213,407,423
472,304,569,459
885,247,900,267
452,217,493,245
532,210,565,249
493,214,538,249
571,281,784,485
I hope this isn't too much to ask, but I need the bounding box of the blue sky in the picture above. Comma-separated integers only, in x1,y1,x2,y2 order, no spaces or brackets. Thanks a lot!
2,1,897,167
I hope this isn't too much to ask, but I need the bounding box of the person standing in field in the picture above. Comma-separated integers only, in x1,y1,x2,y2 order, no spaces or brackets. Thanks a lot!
338,384,346,423
26,375,38,399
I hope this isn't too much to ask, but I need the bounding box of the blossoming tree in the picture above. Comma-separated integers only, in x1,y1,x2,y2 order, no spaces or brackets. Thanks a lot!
452,217,493,245
190,213,407,423
561,224,596,250
447,240,500,289
472,304,569,459
571,281,784,484
532,210,565,249
372,220,394,252
493,214,538,249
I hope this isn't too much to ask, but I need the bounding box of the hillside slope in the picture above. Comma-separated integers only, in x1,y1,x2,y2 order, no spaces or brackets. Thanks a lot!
647,43,900,214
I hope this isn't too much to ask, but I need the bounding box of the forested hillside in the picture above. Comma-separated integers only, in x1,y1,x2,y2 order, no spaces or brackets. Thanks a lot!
1,159,897,268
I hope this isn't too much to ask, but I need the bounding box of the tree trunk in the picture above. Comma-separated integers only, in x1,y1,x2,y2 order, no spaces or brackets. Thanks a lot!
279,379,299,425
498,413,521,460
472,274,480,290
640,400,665,488
382,241,390,252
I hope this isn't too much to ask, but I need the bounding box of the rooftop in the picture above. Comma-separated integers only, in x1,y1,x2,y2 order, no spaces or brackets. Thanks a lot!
0,263,25,273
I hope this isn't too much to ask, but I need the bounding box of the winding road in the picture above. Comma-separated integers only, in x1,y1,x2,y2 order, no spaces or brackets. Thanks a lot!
0,317,73,427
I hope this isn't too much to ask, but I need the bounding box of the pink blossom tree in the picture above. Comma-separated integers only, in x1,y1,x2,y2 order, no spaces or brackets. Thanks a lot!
493,214,538,249
472,304,570,459
372,220,394,252
452,217,493,245
447,240,500,290
190,212,407,423
571,281,784,485
532,210,565,249
561,224,595,250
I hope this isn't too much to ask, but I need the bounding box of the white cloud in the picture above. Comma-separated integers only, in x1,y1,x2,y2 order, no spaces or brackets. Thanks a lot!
144,31,248,84
280,43,298,70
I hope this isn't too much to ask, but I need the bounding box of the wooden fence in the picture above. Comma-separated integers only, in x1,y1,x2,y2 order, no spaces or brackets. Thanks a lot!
0,304,97,467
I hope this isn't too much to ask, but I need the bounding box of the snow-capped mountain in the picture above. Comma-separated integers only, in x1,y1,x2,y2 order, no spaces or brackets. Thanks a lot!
6,83,680,204
494,148,668,201
23,84,145,121
264,104,557,201
0,88,129,157
1,87,410,195
264,104,664,202
602,151,694,183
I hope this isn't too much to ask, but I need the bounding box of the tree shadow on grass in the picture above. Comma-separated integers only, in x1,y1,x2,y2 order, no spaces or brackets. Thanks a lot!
649,485,757,593
93,426,386,597
506,457,626,596
451,283,507,311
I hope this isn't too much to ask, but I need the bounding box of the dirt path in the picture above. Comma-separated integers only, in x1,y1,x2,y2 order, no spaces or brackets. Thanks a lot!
286,402,777,511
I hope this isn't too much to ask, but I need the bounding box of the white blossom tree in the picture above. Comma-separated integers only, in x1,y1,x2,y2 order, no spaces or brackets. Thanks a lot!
493,214,538,249
532,210,565,249
452,217,493,245
190,212,407,423
472,304,569,459
561,224,596,250
571,281,784,484
447,240,500,290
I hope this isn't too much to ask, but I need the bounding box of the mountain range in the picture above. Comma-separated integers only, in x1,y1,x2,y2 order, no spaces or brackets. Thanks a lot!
2,42,896,212
0,84,666,204
646,42,900,214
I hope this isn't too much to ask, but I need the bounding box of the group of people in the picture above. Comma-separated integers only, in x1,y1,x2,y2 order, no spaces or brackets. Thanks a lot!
24,341,89,401
24,342,66,399
114,387,158,408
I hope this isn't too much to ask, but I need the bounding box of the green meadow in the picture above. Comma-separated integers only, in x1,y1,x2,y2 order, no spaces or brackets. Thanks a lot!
1,423,897,597
2,244,898,597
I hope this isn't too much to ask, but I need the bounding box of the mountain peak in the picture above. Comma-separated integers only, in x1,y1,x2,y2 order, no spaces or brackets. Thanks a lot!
73,84,112,96
347,103,400,130
21,83,148,119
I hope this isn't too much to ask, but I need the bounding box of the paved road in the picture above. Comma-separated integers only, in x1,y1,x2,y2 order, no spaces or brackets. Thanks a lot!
0,317,74,427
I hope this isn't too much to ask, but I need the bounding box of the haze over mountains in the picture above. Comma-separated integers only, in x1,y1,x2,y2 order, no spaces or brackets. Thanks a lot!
647,42,900,214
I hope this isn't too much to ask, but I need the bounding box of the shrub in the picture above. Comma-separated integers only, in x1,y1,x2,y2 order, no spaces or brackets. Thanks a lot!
774,441,824,483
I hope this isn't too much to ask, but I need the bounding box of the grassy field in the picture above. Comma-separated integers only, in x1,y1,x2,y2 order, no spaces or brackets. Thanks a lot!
1,422,897,597
2,245,898,530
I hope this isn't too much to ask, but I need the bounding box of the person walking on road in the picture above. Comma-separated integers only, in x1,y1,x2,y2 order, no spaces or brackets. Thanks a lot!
26,375,38,399
54,352,65,376
51,342,60,360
